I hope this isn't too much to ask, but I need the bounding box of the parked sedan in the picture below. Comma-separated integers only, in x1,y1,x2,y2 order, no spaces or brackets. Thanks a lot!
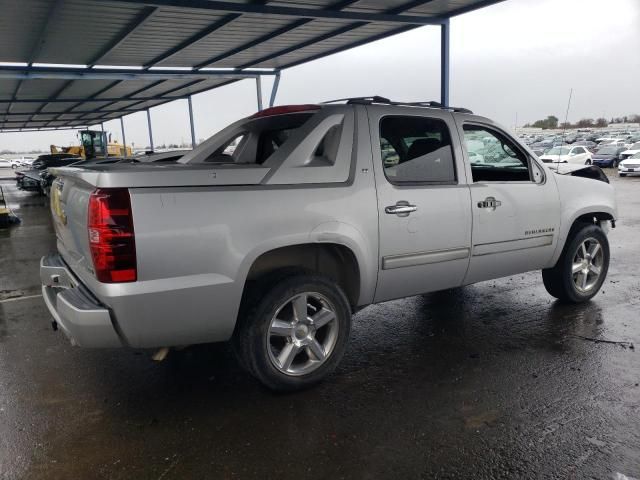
601,139,628,149
620,142,640,161
618,152,640,177
573,140,598,152
592,146,627,168
539,145,592,165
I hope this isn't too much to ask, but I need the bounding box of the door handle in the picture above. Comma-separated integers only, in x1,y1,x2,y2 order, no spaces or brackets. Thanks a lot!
385,201,417,217
477,196,502,210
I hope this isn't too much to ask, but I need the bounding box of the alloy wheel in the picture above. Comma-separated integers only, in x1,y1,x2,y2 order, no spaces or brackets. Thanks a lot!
267,292,339,376
572,237,604,293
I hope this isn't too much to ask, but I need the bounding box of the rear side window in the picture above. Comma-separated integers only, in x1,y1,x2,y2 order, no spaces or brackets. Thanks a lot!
379,116,456,184
204,113,313,165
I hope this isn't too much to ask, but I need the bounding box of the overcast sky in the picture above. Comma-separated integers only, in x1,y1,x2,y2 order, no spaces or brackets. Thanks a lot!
2,0,639,152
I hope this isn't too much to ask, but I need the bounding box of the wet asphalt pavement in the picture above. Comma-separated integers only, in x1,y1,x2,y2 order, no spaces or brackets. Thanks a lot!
1,170,639,479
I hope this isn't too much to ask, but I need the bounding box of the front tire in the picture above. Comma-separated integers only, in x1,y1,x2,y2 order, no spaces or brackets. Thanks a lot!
585,159,592,165
542,224,609,303
234,273,352,391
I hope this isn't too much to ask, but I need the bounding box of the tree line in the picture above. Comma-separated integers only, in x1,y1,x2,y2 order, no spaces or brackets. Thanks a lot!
524,114,640,130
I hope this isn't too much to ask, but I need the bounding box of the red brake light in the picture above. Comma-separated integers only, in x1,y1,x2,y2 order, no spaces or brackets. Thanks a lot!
250,104,320,119
87,188,137,283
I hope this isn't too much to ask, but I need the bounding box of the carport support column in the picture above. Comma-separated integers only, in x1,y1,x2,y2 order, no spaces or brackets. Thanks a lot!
120,117,127,158
255,76,263,111
440,18,450,108
101,122,107,158
187,95,196,148
146,108,154,152
269,71,281,108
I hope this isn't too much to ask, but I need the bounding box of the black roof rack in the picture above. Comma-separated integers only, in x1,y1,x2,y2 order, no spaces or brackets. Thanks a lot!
321,96,473,114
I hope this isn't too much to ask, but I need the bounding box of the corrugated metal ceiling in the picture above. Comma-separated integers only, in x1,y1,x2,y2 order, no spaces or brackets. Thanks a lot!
0,0,504,131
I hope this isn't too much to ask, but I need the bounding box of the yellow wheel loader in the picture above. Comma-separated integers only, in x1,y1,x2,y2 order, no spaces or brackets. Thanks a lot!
51,130,132,159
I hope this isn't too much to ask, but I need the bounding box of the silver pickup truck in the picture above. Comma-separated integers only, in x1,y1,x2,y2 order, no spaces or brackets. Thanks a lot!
41,98,617,391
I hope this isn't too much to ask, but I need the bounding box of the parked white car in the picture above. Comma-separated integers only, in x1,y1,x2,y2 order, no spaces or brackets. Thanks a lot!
539,145,592,165
618,152,640,177
620,142,640,160
0,158,25,169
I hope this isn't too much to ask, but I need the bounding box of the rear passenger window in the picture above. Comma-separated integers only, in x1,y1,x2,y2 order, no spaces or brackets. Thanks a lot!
379,116,456,184
203,113,313,164
463,125,531,182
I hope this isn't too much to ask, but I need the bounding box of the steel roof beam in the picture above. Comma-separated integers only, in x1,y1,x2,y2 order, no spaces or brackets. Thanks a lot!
0,96,178,103
0,118,104,124
0,127,89,133
238,0,435,69
0,111,142,116
0,66,276,81
87,7,159,66
104,0,447,25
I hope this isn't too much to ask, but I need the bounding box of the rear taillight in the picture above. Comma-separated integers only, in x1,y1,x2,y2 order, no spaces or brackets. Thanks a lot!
87,188,137,283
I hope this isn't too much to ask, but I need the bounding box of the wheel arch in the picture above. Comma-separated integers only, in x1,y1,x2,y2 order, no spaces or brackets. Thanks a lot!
551,209,615,266
242,242,363,310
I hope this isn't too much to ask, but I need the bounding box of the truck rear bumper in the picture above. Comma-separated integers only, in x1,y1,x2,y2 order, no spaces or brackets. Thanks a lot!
40,254,123,348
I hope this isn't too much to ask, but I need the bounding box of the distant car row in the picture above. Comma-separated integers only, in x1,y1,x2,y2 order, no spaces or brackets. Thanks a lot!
535,142,640,169
522,130,640,157
0,156,36,169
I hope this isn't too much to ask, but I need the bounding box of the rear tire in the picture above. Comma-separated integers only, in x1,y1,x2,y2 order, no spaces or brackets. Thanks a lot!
542,223,609,303
234,273,351,391
585,159,592,165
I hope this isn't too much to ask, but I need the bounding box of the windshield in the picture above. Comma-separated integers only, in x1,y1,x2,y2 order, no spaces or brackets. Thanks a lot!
630,142,640,150
546,147,570,155
631,152,640,159
597,147,617,155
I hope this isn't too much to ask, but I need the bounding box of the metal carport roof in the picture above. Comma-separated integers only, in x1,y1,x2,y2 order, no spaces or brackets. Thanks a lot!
0,0,505,132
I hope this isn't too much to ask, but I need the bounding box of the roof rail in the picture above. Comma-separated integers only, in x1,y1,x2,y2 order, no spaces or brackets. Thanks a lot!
321,96,473,114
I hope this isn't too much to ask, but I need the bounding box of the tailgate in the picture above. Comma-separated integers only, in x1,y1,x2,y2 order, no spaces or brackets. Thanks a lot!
50,174,95,280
